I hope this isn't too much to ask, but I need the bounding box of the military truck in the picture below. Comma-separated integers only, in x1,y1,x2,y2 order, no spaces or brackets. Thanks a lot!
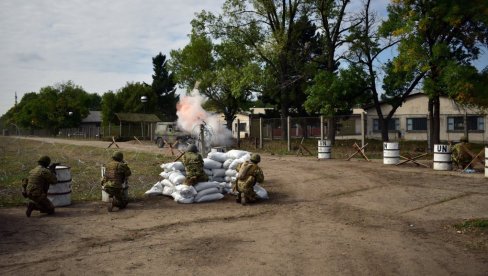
153,122,193,148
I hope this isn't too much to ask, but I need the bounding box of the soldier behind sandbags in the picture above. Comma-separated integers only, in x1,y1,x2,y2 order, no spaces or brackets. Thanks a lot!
451,136,473,169
181,144,208,186
235,153,264,205
24,156,58,217
101,151,131,212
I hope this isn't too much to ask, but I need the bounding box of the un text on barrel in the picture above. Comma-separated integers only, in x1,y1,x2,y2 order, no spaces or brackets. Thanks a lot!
101,166,129,202
47,165,72,207
485,147,488,177
318,140,332,159
433,144,452,171
383,142,400,165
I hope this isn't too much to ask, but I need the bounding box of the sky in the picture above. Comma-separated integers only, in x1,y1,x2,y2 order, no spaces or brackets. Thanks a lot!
0,0,225,116
0,1,485,117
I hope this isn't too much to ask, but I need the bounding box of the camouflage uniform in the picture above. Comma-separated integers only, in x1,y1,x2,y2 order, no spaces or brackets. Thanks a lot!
101,153,131,209
236,160,264,203
182,151,208,185
25,162,58,216
452,142,473,169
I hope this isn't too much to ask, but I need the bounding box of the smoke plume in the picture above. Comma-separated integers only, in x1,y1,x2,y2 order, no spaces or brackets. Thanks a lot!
176,92,233,147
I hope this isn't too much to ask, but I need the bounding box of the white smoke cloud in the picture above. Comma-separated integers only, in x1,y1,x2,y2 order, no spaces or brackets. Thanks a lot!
176,92,233,147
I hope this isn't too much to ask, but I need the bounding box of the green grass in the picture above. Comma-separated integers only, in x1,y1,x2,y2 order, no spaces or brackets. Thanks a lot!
455,219,488,230
0,137,173,207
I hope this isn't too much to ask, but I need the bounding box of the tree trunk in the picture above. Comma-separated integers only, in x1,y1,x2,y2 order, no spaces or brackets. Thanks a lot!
327,117,336,145
428,98,434,150
380,117,389,142
433,95,440,145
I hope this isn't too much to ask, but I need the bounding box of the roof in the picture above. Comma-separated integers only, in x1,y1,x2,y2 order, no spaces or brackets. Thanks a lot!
81,111,102,123
115,113,161,123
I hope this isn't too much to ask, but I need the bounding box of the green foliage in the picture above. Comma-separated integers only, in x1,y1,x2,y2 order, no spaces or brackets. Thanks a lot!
152,52,178,121
4,81,94,134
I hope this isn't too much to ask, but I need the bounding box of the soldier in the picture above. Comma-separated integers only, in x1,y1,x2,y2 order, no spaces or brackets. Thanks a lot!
235,153,264,205
101,151,132,212
451,136,473,170
181,144,208,185
23,156,58,217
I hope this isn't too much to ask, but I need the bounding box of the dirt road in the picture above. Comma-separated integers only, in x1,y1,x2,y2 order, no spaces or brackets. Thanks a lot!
1,137,487,275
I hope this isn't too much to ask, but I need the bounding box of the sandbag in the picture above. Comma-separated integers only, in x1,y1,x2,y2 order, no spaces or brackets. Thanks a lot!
204,168,213,176
175,185,197,198
194,181,220,192
160,171,170,179
194,187,220,201
161,179,174,187
207,152,228,163
144,182,163,196
169,171,186,185
172,192,194,204
223,159,233,169
254,183,268,200
225,169,237,177
226,150,250,160
161,162,185,172
203,158,222,169
194,193,224,203
211,176,225,183
212,168,226,177
162,185,174,196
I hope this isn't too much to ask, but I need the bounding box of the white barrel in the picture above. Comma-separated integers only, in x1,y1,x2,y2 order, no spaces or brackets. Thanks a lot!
211,147,226,153
485,147,488,177
101,166,128,202
383,142,400,165
318,140,332,159
47,165,72,207
433,144,452,171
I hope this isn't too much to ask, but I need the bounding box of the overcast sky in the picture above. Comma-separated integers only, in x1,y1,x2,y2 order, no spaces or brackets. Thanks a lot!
0,1,485,117
0,0,225,116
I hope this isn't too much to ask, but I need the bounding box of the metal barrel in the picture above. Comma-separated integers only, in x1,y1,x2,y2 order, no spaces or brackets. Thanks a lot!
318,140,331,159
47,165,72,207
433,144,452,171
383,142,400,165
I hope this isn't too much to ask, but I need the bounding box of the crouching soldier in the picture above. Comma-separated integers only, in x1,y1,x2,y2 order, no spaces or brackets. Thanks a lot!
452,136,473,170
101,151,131,212
24,156,58,217
181,144,208,185
235,153,264,205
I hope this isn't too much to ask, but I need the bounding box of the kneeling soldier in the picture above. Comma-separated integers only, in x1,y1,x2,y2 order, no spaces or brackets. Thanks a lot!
24,156,58,217
235,153,264,205
101,151,131,212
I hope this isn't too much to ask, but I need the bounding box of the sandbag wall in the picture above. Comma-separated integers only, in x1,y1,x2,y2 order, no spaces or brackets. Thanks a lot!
145,149,268,203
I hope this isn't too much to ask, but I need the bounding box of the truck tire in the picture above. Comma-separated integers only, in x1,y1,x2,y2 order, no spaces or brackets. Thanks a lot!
156,138,164,148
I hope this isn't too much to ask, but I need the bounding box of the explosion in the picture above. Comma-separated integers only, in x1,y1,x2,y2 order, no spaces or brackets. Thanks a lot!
176,92,232,147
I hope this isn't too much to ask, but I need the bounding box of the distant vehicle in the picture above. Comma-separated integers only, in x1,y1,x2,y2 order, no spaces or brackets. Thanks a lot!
153,122,193,148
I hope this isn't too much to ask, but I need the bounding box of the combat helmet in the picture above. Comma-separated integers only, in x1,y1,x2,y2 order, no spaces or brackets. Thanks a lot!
38,155,51,167
112,151,124,162
186,144,198,153
250,153,261,164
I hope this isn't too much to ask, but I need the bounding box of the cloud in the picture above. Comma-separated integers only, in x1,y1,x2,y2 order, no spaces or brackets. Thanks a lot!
0,0,225,115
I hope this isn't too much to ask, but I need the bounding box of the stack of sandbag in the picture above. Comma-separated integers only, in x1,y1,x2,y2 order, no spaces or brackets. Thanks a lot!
144,161,224,204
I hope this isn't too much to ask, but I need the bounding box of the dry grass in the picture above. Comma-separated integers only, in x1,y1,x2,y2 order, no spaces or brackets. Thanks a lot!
0,137,172,207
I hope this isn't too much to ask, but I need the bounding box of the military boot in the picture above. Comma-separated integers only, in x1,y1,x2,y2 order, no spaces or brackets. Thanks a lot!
236,193,241,203
240,194,247,206
25,202,35,217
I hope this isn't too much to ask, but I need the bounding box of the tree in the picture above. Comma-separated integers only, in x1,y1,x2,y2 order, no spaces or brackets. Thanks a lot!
382,0,488,147
170,30,259,130
152,52,178,121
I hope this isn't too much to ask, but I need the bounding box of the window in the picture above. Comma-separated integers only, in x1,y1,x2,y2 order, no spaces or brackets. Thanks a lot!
238,122,247,131
407,118,427,131
447,116,485,131
373,118,399,132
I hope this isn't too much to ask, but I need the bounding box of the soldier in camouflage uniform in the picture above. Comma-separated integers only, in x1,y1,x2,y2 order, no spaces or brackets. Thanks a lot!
235,153,264,205
101,151,131,212
452,136,473,169
24,156,58,217
181,144,208,185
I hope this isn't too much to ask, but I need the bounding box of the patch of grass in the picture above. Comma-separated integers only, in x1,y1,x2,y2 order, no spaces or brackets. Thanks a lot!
0,137,173,207
455,218,488,230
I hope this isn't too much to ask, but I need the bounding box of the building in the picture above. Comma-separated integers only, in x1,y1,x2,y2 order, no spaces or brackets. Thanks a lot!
365,93,486,142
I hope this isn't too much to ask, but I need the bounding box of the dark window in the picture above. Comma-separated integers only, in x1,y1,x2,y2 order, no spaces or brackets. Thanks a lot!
447,116,484,131
373,118,399,132
407,118,427,131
